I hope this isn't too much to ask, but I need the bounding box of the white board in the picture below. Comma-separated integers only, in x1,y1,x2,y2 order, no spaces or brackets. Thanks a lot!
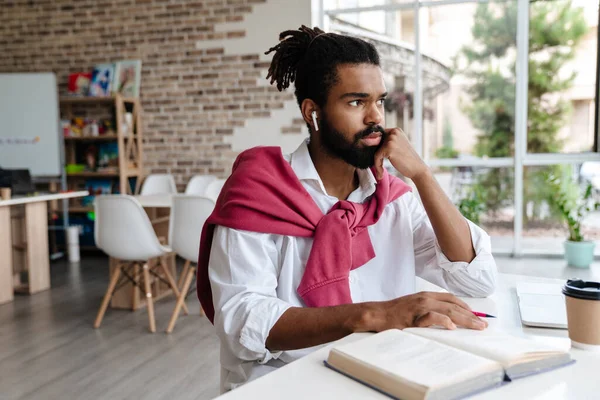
0,73,61,177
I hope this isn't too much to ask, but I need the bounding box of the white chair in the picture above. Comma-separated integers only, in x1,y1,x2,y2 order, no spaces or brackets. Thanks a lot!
184,174,217,195
93,195,188,333
166,195,215,333
204,179,226,202
140,174,178,195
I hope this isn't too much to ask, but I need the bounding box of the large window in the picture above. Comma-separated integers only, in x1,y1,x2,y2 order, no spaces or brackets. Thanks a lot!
421,1,517,161
520,0,600,255
433,167,515,253
323,0,600,257
527,0,598,155
522,164,600,255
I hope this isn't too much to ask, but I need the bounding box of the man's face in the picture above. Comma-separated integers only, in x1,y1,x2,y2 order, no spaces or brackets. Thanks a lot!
318,64,387,169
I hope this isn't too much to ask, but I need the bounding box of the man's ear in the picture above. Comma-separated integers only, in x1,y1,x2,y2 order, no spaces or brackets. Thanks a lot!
301,99,320,133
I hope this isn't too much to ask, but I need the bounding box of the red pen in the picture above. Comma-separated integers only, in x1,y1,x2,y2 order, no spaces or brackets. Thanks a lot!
473,311,496,318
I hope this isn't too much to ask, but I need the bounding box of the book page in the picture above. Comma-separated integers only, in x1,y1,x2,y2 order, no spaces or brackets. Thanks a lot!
404,328,565,366
330,329,500,389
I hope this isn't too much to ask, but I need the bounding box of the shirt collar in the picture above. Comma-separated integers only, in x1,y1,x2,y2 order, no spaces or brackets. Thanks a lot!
289,139,378,199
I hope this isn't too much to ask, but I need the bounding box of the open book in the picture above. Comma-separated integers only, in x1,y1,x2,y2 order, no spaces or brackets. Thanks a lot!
325,328,573,400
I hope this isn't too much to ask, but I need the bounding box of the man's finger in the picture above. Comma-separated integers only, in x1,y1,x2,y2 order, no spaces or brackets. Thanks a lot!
433,302,487,330
414,311,456,330
373,149,388,180
427,292,472,311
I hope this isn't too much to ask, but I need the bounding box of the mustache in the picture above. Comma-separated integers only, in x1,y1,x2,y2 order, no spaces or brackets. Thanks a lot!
355,125,386,140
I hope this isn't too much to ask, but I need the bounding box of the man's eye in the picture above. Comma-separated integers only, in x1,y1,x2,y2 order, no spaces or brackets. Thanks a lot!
377,99,386,106
349,100,361,107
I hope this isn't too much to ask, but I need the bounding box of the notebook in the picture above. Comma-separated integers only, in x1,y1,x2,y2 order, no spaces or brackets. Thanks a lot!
325,328,573,400
516,282,568,329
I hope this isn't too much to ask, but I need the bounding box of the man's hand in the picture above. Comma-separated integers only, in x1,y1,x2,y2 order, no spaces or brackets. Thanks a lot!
374,128,477,263
374,128,428,180
266,291,488,352
365,291,488,332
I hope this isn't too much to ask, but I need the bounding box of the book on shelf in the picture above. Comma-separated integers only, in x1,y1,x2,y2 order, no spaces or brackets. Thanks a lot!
89,63,114,97
325,328,573,400
81,179,115,206
98,142,119,171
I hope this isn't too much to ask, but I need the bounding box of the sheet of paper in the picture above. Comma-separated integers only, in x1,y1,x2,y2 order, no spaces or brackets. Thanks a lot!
404,328,563,366
516,282,565,296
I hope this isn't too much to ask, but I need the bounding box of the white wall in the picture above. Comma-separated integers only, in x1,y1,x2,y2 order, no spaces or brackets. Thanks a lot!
195,0,312,154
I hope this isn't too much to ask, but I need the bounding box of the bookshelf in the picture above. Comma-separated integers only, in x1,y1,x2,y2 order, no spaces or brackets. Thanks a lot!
68,206,94,213
60,96,138,105
64,134,121,141
60,95,145,245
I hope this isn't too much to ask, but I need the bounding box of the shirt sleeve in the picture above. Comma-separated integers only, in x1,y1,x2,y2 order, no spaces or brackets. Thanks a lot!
208,225,293,363
405,193,498,297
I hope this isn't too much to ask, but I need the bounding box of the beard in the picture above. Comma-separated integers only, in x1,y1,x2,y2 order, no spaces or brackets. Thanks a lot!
318,112,387,169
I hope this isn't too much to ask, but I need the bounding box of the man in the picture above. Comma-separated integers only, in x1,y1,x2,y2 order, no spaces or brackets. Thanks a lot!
197,26,497,393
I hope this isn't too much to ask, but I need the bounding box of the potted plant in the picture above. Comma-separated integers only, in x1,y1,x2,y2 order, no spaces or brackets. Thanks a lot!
457,184,487,225
547,173,600,268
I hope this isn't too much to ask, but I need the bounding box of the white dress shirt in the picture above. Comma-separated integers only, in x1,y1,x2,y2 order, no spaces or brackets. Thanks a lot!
208,140,497,393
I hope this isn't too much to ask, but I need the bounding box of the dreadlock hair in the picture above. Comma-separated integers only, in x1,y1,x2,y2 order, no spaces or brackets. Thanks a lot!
265,25,380,110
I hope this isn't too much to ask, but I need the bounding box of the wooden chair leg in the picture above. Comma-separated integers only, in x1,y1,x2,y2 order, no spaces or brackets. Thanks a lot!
94,265,122,328
166,266,196,334
131,263,141,311
178,260,191,289
142,263,156,333
158,258,189,316
153,258,160,298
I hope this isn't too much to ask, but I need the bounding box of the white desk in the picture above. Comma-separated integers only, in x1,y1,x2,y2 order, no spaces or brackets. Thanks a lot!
134,194,173,208
134,194,173,243
0,191,88,207
218,273,599,400
0,191,88,304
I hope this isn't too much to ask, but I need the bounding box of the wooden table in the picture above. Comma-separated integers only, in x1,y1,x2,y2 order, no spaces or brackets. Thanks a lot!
0,191,88,304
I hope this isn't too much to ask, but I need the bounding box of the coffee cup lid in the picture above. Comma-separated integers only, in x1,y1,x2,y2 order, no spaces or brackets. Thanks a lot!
562,279,600,301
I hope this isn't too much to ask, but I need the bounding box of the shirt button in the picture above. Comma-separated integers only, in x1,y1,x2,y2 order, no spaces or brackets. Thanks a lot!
349,276,356,284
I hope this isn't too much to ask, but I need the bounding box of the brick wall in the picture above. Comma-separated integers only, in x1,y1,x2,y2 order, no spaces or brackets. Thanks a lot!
0,0,309,189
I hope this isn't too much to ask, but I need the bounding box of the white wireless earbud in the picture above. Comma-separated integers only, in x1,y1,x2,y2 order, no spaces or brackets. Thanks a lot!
311,111,319,132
